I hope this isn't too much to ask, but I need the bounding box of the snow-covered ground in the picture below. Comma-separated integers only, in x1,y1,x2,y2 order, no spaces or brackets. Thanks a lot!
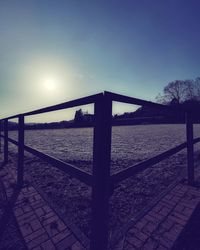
5,124,200,240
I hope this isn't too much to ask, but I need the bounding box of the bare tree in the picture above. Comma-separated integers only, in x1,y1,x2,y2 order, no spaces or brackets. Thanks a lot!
194,77,200,100
157,78,200,104
183,79,195,100
163,80,186,104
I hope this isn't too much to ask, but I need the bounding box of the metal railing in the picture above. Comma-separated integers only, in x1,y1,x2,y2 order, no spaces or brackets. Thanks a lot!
0,91,198,250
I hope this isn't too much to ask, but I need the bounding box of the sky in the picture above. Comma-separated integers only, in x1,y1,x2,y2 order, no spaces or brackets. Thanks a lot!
0,0,200,122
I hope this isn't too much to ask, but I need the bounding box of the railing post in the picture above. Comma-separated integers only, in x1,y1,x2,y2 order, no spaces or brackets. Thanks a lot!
186,112,194,185
4,119,8,163
17,115,25,188
0,121,2,153
90,93,112,250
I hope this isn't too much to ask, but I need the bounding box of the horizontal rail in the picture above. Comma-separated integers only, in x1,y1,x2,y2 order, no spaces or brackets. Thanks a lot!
105,91,181,112
0,93,103,121
2,91,200,122
111,137,200,184
6,136,93,186
1,91,183,121
3,135,200,186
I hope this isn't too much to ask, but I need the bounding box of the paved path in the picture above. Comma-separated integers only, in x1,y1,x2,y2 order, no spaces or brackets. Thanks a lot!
0,166,87,250
123,182,200,250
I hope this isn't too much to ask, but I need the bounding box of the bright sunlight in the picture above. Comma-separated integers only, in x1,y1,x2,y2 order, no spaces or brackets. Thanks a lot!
42,77,58,91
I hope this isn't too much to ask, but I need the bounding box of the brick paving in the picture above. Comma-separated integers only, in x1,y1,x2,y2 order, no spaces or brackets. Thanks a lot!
0,167,87,250
123,183,200,250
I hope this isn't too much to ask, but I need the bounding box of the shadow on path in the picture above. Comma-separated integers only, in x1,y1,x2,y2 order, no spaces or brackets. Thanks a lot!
0,162,27,249
0,186,20,239
172,202,200,250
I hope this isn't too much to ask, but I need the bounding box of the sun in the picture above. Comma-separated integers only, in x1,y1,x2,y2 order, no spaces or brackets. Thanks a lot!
38,73,64,99
42,77,57,91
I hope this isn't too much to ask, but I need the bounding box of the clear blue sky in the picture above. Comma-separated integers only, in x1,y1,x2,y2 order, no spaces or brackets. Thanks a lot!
0,0,200,121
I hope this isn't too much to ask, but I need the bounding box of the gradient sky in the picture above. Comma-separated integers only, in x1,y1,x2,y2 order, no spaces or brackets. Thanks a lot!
0,0,200,122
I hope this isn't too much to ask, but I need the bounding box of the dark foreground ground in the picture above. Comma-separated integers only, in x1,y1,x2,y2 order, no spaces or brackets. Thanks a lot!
0,176,26,250
1,149,200,249
172,196,200,250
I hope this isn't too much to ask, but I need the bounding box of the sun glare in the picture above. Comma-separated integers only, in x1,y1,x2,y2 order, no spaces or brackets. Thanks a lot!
43,77,57,91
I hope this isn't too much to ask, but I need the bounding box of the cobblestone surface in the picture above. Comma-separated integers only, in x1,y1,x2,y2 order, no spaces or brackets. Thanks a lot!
0,167,86,250
123,183,200,250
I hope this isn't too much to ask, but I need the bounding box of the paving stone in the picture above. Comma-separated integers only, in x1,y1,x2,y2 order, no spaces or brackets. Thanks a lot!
42,215,60,226
156,245,168,250
14,207,24,216
182,207,194,216
167,214,187,226
174,204,185,213
23,205,32,213
56,234,77,250
123,241,137,250
27,233,49,249
35,208,45,217
180,201,196,209
142,221,158,236
71,241,85,250
44,223,60,237
145,214,160,223
152,204,163,213
24,228,46,243
163,231,177,241
142,238,158,250
171,211,188,222
168,224,183,236
158,207,171,216
20,223,33,237
43,205,53,214
148,210,164,221
39,211,55,222
128,227,149,242
32,246,41,250
158,236,174,249
41,240,56,250
158,218,174,231
52,228,71,244
34,193,42,201
18,211,37,226
29,219,43,232
31,200,46,209
134,218,148,230
127,235,143,248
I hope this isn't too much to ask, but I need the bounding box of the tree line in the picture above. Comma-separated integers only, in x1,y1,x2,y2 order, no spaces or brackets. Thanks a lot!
156,77,200,105
113,76,200,124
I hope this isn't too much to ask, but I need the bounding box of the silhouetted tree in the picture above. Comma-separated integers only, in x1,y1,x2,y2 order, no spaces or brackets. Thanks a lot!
164,80,186,104
193,77,200,100
157,77,200,104
74,109,84,124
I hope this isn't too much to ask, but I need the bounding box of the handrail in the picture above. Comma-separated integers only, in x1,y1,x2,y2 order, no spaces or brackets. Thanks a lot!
3,135,93,186
0,92,103,121
1,91,184,122
111,137,200,184
105,91,182,112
